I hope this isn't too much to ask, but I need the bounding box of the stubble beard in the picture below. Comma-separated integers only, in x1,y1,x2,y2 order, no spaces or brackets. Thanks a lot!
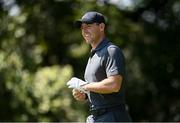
84,35,94,45
86,39,94,45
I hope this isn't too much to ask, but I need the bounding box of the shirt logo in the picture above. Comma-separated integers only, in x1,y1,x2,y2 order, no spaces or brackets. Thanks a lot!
110,68,118,72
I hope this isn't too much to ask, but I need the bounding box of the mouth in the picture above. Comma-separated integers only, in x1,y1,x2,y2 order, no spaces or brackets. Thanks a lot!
83,34,91,40
84,33,90,37
83,35,92,43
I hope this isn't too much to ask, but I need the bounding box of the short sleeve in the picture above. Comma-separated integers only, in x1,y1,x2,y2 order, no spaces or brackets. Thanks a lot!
105,46,125,77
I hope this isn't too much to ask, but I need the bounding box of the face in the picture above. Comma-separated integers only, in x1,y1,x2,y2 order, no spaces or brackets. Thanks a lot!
81,23,102,45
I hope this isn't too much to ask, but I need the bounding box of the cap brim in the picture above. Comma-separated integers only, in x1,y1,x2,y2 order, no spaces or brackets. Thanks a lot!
74,20,95,28
74,20,82,28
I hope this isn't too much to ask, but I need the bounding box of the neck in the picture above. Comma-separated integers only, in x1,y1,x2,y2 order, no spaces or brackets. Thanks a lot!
91,35,105,49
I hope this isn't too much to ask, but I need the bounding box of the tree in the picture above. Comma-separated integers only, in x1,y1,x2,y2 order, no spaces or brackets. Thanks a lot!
0,0,179,122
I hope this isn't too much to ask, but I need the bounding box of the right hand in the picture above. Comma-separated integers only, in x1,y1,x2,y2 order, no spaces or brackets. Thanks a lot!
72,89,87,101
67,77,88,93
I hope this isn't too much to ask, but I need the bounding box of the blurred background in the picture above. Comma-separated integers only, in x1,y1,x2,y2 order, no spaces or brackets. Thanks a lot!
0,0,179,122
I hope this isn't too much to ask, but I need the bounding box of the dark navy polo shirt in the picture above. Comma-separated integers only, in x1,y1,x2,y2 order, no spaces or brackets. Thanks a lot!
84,38,126,110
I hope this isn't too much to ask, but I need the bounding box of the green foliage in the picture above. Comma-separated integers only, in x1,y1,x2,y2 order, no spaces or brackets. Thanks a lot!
0,0,179,122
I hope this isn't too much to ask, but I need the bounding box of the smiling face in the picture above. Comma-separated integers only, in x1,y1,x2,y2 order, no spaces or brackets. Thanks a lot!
81,23,105,48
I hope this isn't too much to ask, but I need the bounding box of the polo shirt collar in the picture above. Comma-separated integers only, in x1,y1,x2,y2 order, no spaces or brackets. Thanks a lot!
91,38,109,52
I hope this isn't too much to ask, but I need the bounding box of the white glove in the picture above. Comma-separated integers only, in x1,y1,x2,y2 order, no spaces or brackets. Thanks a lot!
67,77,88,93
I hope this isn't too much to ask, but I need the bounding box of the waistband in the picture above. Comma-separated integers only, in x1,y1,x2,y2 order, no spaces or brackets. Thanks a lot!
90,104,125,117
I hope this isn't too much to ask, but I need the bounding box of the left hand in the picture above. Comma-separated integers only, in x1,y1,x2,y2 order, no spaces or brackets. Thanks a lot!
72,89,87,101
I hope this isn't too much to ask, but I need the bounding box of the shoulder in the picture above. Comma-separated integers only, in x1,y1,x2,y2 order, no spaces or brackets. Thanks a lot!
106,43,122,55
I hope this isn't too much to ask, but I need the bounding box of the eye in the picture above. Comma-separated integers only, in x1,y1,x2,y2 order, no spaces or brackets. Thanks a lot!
87,25,91,28
81,24,93,29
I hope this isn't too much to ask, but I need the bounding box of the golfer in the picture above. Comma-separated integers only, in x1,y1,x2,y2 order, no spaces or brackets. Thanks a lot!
67,11,132,122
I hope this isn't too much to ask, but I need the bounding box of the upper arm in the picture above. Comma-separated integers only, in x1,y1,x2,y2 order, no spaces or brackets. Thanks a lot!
105,46,125,77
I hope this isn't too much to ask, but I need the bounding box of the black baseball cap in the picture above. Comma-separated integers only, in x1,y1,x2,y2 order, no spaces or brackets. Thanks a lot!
74,11,106,28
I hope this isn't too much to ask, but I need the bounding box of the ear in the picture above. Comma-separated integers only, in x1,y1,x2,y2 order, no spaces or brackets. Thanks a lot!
99,23,105,32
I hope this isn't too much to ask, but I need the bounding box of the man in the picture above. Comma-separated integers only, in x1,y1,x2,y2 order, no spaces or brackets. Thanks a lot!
67,11,131,122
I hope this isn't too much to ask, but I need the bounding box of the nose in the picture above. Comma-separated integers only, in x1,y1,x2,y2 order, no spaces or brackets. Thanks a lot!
82,27,88,34
82,28,88,33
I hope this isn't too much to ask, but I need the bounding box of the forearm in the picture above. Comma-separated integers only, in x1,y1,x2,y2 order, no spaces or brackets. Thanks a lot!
83,75,122,94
